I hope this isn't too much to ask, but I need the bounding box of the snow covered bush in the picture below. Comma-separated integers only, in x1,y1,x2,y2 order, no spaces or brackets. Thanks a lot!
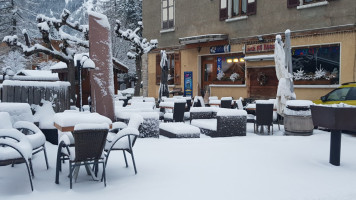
2,50,27,73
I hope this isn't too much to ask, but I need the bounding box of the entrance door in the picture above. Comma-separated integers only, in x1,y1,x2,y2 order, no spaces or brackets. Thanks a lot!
248,67,278,99
201,59,214,96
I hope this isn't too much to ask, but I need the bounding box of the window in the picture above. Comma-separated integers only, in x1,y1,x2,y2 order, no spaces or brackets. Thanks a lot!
162,0,174,29
326,88,351,101
288,0,331,8
292,44,340,85
156,52,181,85
220,0,256,21
303,0,326,4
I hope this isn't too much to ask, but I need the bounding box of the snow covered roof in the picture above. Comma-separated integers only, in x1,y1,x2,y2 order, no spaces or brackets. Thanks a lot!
14,70,59,81
179,34,228,45
112,58,129,73
50,62,67,70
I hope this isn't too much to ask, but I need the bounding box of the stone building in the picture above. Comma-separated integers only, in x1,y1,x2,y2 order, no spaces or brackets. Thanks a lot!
142,0,356,100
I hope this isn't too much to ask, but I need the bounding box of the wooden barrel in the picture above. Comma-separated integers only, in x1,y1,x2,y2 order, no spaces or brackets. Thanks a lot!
284,114,314,135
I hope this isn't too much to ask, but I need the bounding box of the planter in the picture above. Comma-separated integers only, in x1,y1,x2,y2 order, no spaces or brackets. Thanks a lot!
284,114,313,136
310,105,356,166
212,80,244,85
41,129,58,145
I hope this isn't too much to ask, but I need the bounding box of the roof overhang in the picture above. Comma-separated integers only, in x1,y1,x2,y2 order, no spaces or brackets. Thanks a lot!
244,54,275,61
179,34,228,45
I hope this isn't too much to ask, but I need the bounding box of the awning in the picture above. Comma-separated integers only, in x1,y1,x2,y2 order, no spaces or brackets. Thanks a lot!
244,54,275,61
179,34,228,45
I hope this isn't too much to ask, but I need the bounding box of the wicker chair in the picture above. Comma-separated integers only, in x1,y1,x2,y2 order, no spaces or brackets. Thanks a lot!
104,114,143,175
164,102,186,122
220,100,232,108
254,104,274,135
55,123,109,189
0,129,34,191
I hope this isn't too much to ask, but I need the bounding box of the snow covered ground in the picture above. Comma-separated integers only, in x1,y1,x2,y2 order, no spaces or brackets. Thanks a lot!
1,123,356,200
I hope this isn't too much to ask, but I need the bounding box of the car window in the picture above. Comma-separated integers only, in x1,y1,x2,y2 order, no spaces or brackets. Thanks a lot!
346,87,356,100
326,87,351,101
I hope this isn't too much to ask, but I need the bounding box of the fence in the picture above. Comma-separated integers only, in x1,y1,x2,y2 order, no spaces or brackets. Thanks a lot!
0,80,70,112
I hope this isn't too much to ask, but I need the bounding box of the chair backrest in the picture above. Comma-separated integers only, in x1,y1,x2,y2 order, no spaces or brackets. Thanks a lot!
173,102,185,122
0,103,34,124
186,99,192,111
0,112,13,129
256,104,273,125
236,97,244,110
221,100,232,108
73,123,109,162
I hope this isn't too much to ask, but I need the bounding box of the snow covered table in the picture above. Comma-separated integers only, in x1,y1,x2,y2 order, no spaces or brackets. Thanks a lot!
159,123,200,138
53,111,112,132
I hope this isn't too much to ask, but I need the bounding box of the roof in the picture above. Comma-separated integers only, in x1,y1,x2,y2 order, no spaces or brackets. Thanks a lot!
50,62,67,70
112,58,129,73
14,70,59,81
179,34,228,45
244,54,275,61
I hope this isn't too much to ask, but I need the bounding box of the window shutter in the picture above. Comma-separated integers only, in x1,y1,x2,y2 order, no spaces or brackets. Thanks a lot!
287,0,299,8
156,54,161,85
174,52,181,85
219,0,228,21
247,0,257,16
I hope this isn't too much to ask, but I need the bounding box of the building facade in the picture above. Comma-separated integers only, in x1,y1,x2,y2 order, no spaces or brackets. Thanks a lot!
143,0,356,100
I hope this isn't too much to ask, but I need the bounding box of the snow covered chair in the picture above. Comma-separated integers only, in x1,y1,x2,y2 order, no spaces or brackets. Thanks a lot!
55,123,109,189
0,112,48,170
0,129,34,191
164,101,186,122
104,114,143,175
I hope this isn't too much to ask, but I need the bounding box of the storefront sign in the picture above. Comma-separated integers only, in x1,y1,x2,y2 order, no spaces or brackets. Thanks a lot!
245,43,275,53
210,45,230,54
184,71,193,97
217,57,222,74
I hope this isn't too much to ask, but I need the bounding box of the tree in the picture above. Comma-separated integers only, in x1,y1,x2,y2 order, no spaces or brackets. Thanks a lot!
1,50,27,73
2,9,89,103
115,20,157,96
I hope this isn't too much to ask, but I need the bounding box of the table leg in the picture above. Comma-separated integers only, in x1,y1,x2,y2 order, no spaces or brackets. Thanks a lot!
329,130,341,166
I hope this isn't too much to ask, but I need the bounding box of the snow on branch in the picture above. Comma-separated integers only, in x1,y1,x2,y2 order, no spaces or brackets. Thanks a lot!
115,20,157,59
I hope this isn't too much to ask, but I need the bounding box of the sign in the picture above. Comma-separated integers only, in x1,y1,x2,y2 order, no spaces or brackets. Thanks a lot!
184,71,193,97
210,45,230,54
245,43,275,53
217,57,222,74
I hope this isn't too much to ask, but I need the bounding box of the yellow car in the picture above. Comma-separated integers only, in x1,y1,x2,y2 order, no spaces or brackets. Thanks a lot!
313,82,356,106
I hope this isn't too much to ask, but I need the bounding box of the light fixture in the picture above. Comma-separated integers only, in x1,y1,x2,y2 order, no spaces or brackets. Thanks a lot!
239,58,245,62
233,58,239,63
227,59,233,63
258,35,264,42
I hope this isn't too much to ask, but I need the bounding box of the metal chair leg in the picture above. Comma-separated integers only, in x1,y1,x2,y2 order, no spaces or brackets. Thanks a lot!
130,150,137,174
43,145,49,169
123,151,128,167
25,160,34,191
29,159,34,177
69,162,73,189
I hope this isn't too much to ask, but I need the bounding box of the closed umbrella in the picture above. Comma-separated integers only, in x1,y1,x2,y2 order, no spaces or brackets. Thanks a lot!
158,50,169,102
274,30,296,116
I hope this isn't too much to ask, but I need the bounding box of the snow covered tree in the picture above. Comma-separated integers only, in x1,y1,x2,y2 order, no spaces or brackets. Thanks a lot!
2,9,89,103
1,50,27,73
115,20,157,96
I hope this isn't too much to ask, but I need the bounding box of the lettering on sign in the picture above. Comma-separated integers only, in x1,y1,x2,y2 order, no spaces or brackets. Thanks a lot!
246,43,275,53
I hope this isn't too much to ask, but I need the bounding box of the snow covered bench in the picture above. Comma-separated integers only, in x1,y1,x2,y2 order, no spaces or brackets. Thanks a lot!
159,123,200,138
191,109,247,137
189,107,219,123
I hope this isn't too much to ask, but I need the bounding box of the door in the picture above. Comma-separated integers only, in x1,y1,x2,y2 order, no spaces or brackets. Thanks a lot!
201,59,215,96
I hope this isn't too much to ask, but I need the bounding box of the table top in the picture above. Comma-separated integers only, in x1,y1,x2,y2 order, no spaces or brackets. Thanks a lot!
53,111,112,132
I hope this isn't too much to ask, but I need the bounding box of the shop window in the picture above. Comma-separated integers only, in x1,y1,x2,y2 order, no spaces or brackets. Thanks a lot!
162,0,174,30
215,56,245,84
292,44,340,85
156,52,181,85
220,0,256,21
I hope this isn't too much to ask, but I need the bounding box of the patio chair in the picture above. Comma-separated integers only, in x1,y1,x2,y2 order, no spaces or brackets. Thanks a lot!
220,100,232,108
164,102,186,122
254,104,274,135
104,114,143,174
0,129,34,191
0,112,48,171
55,123,109,189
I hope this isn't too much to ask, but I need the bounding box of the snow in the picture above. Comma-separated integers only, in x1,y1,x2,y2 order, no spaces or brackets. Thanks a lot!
0,129,32,161
0,112,13,129
15,70,59,81
88,11,110,29
53,111,112,127
1,124,356,199
221,97,232,100
74,123,109,131
2,80,70,88
111,122,127,130
50,62,67,70
160,123,201,134
33,101,56,129
190,107,218,113
191,119,217,131
286,100,314,107
216,109,247,116
74,53,89,67
37,22,50,32
12,121,46,149
0,103,34,123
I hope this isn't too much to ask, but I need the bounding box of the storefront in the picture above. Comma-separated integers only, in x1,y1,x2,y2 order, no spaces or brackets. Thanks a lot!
147,29,355,101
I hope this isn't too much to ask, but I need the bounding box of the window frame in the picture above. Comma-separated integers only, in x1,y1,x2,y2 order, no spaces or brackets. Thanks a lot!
231,0,247,17
161,0,175,30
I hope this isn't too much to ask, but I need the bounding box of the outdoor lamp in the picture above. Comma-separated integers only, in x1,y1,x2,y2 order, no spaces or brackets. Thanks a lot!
76,55,96,112
227,59,233,63
233,58,239,63
239,58,245,62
